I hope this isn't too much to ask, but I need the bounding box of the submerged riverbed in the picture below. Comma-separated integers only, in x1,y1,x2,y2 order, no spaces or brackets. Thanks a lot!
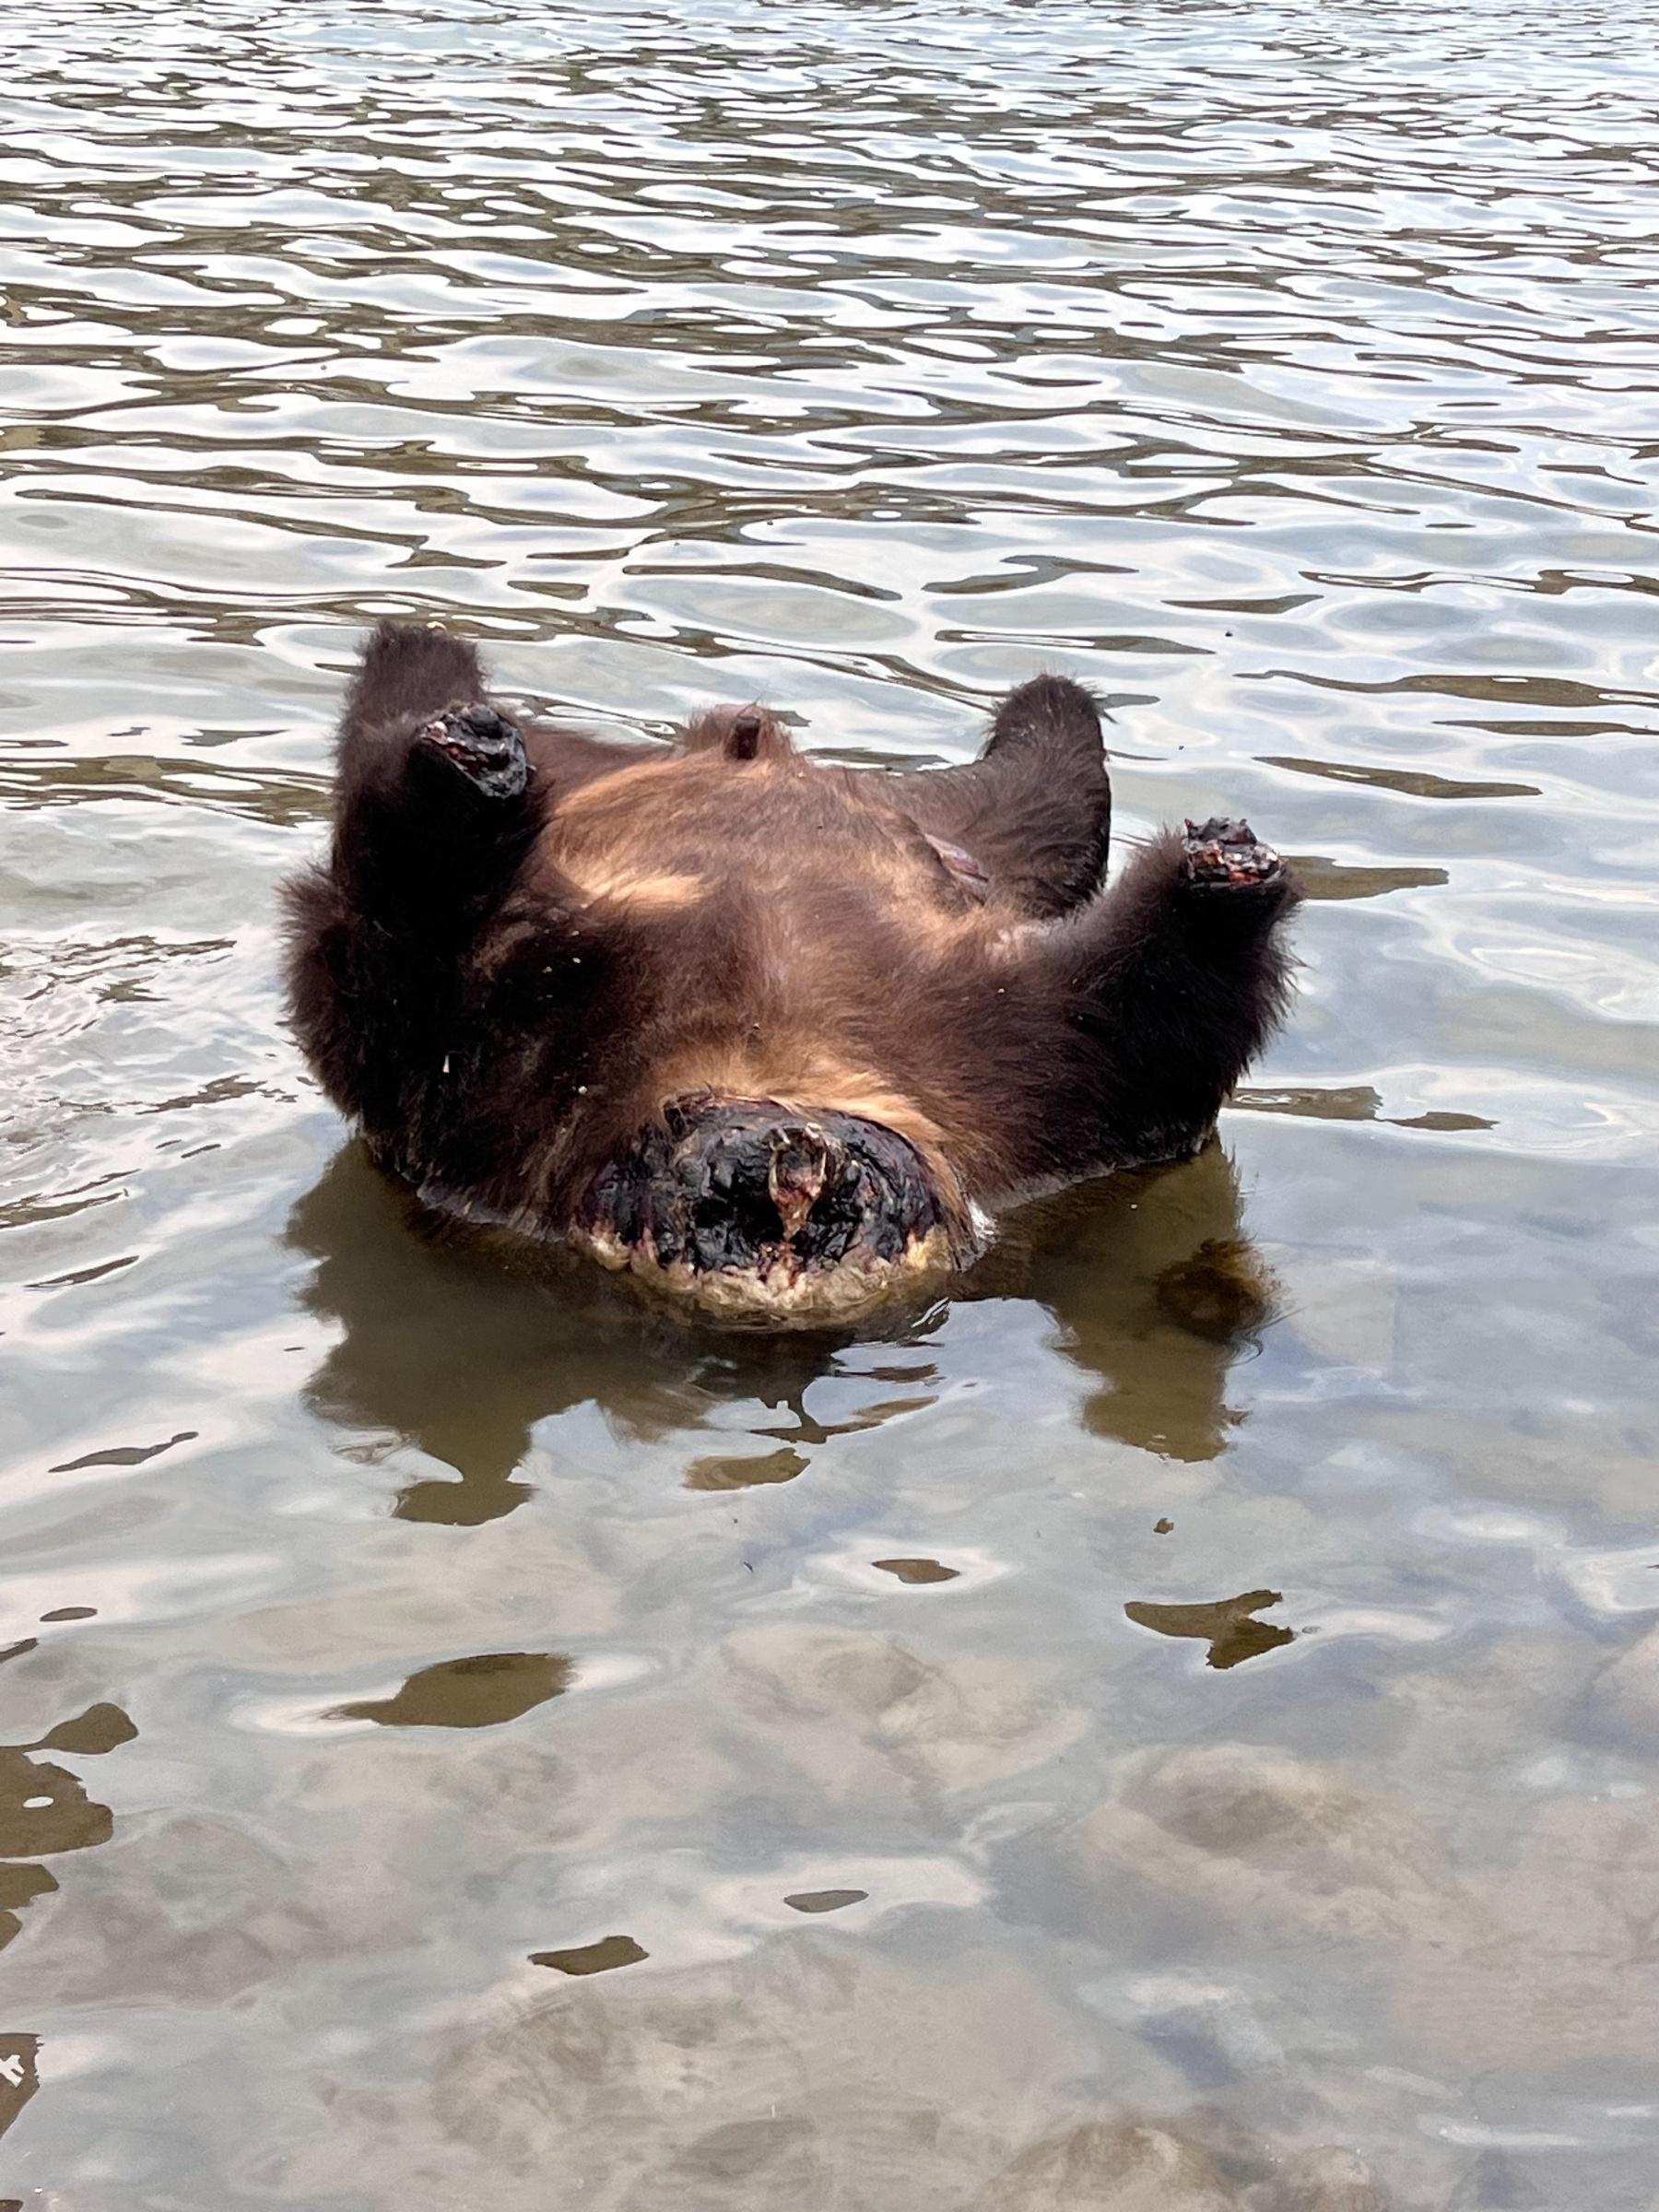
4,1,1659,2204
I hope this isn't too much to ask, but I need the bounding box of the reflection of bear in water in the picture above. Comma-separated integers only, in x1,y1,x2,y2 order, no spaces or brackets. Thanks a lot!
288,1135,1276,1524
284,622,1300,1326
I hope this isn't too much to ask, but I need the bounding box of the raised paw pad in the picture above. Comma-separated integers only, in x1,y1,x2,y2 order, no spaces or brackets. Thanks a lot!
1182,817,1282,888
419,703,528,798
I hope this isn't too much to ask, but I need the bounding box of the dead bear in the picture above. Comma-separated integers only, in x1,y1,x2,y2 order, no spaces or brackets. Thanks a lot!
283,621,1300,1326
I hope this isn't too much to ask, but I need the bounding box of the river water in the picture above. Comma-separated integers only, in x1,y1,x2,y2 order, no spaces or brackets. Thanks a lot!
3,2,1658,2205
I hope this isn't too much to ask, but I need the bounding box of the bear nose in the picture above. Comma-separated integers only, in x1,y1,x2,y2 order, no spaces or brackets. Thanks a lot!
766,1129,838,1242
683,1113,850,1268
578,1092,954,1288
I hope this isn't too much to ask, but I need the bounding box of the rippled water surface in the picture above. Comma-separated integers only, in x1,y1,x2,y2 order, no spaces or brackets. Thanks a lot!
4,2,1659,2204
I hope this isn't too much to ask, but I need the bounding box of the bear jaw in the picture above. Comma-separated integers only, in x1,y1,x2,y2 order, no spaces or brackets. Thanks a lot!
570,1093,969,1329
572,1215,956,1328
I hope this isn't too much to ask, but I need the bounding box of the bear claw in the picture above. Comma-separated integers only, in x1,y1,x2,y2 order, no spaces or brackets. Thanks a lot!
418,702,528,800
1182,817,1283,888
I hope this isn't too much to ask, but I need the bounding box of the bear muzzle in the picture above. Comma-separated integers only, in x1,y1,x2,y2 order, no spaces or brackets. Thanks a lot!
572,1095,960,1325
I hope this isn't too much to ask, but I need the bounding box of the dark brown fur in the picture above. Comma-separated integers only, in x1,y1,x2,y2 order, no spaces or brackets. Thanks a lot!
283,623,1300,1287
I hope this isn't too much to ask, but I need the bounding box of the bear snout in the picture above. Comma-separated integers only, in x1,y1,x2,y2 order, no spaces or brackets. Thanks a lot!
572,1095,956,1325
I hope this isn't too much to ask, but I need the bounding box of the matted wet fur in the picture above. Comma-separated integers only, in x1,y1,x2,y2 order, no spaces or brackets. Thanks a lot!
283,621,1300,1324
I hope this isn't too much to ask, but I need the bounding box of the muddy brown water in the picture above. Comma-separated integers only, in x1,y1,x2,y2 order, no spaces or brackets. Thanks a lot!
3,3,1659,2206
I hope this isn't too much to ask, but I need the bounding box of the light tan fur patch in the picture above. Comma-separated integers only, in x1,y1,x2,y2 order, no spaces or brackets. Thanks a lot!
647,1048,944,1162
555,752,746,820
564,860,705,912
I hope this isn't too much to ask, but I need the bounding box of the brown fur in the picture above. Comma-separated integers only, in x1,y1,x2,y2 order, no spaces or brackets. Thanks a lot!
283,624,1300,1287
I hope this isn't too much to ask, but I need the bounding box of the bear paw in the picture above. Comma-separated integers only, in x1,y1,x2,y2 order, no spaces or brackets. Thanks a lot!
1182,817,1283,889
417,702,528,800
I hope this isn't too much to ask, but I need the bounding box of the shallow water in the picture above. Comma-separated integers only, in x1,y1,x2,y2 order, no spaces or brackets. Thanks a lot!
3,0,1659,2203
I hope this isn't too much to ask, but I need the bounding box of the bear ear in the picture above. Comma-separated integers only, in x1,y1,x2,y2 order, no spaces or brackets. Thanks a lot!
877,674,1112,923
984,673,1106,760
343,620,487,736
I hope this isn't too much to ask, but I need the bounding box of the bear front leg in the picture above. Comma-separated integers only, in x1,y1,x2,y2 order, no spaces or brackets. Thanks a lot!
288,629,548,1147
987,817,1302,1183
1087,818,1300,1163
327,624,544,927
